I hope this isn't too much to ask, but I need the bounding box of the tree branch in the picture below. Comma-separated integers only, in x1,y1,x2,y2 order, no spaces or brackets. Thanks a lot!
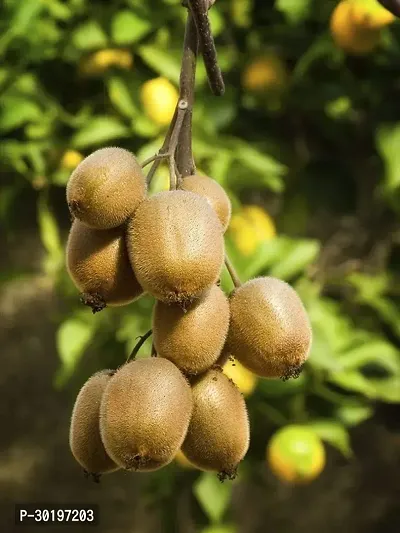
175,12,198,177
188,0,225,96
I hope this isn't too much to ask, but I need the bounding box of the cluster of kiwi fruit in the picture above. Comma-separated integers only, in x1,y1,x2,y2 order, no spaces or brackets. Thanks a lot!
66,146,312,482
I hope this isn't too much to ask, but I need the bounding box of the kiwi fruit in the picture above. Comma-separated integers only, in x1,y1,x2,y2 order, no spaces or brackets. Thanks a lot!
66,219,143,312
153,284,230,375
69,370,119,480
182,368,249,480
126,190,224,304
180,174,231,231
99,358,193,472
226,277,312,380
66,147,146,229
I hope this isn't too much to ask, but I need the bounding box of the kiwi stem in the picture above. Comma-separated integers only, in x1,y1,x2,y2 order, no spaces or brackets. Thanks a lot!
168,100,188,189
225,253,242,288
126,329,153,363
145,110,177,185
175,11,198,177
187,0,225,96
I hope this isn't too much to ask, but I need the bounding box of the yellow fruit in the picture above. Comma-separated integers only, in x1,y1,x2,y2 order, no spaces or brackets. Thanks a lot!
66,147,147,230
182,368,250,480
227,277,312,379
223,359,257,397
175,450,195,469
242,55,288,93
351,0,395,29
61,150,84,170
140,77,178,126
229,205,276,256
126,190,224,304
69,370,119,478
267,425,325,484
330,1,381,55
100,358,193,472
79,49,133,76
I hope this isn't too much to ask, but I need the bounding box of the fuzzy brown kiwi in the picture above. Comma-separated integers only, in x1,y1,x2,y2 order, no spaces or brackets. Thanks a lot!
180,174,231,231
226,277,312,380
182,367,249,480
66,219,143,312
99,358,193,472
69,370,119,481
126,190,224,304
66,147,146,229
153,284,230,375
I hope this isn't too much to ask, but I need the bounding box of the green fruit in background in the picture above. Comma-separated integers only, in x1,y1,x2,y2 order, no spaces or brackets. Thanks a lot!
66,147,146,229
100,358,193,471
267,425,326,484
69,370,119,477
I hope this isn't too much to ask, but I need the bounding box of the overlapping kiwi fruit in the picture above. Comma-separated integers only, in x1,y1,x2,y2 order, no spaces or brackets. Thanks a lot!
65,116,311,483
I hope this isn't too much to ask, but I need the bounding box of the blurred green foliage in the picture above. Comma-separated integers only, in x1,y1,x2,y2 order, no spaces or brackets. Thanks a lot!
1,0,400,531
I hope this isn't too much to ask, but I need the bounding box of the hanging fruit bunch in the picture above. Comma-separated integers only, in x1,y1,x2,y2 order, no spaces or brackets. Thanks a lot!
66,0,312,483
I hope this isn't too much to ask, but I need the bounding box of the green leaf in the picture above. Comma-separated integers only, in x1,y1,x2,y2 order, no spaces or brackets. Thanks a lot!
369,376,400,403
269,239,320,280
107,77,138,118
55,317,95,386
307,419,352,458
201,526,236,533
241,238,291,280
230,139,287,191
72,21,108,50
376,123,400,192
111,11,152,44
335,403,374,427
0,96,42,132
329,371,377,398
71,116,129,148
138,45,181,84
276,0,312,24
338,341,400,375
37,194,63,275
194,472,232,524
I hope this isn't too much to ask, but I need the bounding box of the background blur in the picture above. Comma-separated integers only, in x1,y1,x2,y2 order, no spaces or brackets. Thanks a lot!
1,0,400,532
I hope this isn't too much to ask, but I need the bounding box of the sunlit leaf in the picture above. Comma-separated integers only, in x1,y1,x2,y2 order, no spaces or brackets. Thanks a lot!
307,419,352,458
71,116,129,148
194,472,232,524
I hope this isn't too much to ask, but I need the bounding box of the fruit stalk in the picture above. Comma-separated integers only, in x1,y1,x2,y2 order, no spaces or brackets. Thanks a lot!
126,329,153,362
175,11,198,177
225,252,241,288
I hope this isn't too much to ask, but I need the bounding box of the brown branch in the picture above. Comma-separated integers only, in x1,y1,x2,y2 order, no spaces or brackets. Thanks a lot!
175,12,198,177
188,0,225,96
126,329,153,363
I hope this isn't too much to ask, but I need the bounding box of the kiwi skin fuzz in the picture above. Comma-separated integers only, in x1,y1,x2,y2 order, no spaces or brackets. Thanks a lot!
182,367,250,480
66,147,146,230
66,220,143,311
180,174,231,232
99,358,193,472
69,370,119,480
126,190,224,305
153,284,230,375
227,276,312,380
